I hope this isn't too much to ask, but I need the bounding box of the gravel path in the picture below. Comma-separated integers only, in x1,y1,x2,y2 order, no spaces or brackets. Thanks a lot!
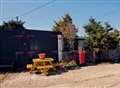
1,63,120,88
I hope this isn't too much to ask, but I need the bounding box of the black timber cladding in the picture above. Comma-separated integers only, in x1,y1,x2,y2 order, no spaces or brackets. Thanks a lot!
0,29,61,69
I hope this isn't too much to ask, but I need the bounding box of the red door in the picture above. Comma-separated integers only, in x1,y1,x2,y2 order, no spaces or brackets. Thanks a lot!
79,50,85,64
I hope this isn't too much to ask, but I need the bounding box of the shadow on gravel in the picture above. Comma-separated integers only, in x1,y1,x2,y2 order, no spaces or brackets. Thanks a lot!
33,65,81,76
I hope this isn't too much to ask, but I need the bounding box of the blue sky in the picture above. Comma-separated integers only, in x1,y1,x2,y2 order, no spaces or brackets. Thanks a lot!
0,0,120,36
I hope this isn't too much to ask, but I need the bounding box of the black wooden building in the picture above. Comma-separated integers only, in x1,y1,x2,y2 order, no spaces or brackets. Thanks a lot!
0,29,62,70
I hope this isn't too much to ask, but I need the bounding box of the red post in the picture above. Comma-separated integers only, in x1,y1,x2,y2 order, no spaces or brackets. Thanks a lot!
79,48,86,65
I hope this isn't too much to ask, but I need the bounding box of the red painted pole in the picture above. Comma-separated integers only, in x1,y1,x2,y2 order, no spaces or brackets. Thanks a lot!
79,48,85,65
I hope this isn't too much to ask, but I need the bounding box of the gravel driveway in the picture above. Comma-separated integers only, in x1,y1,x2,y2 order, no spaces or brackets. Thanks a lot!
1,63,120,88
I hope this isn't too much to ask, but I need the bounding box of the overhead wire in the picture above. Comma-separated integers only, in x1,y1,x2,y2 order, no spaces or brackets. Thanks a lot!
0,0,120,21
0,0,56,20
19,0,56,17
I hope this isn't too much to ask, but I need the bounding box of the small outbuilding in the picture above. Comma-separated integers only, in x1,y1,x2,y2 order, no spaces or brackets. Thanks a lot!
0,29,62,70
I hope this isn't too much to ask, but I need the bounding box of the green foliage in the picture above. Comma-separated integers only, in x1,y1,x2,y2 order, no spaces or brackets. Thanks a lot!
0,17,25,31
52,14,78,50
84,18,120,53
0,25,2,30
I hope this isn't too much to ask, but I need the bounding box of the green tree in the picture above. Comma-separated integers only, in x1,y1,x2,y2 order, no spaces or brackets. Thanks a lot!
0,25,2,30
84,18,120,53
52,14,78,50
0,17,25,31
108,29,120,49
